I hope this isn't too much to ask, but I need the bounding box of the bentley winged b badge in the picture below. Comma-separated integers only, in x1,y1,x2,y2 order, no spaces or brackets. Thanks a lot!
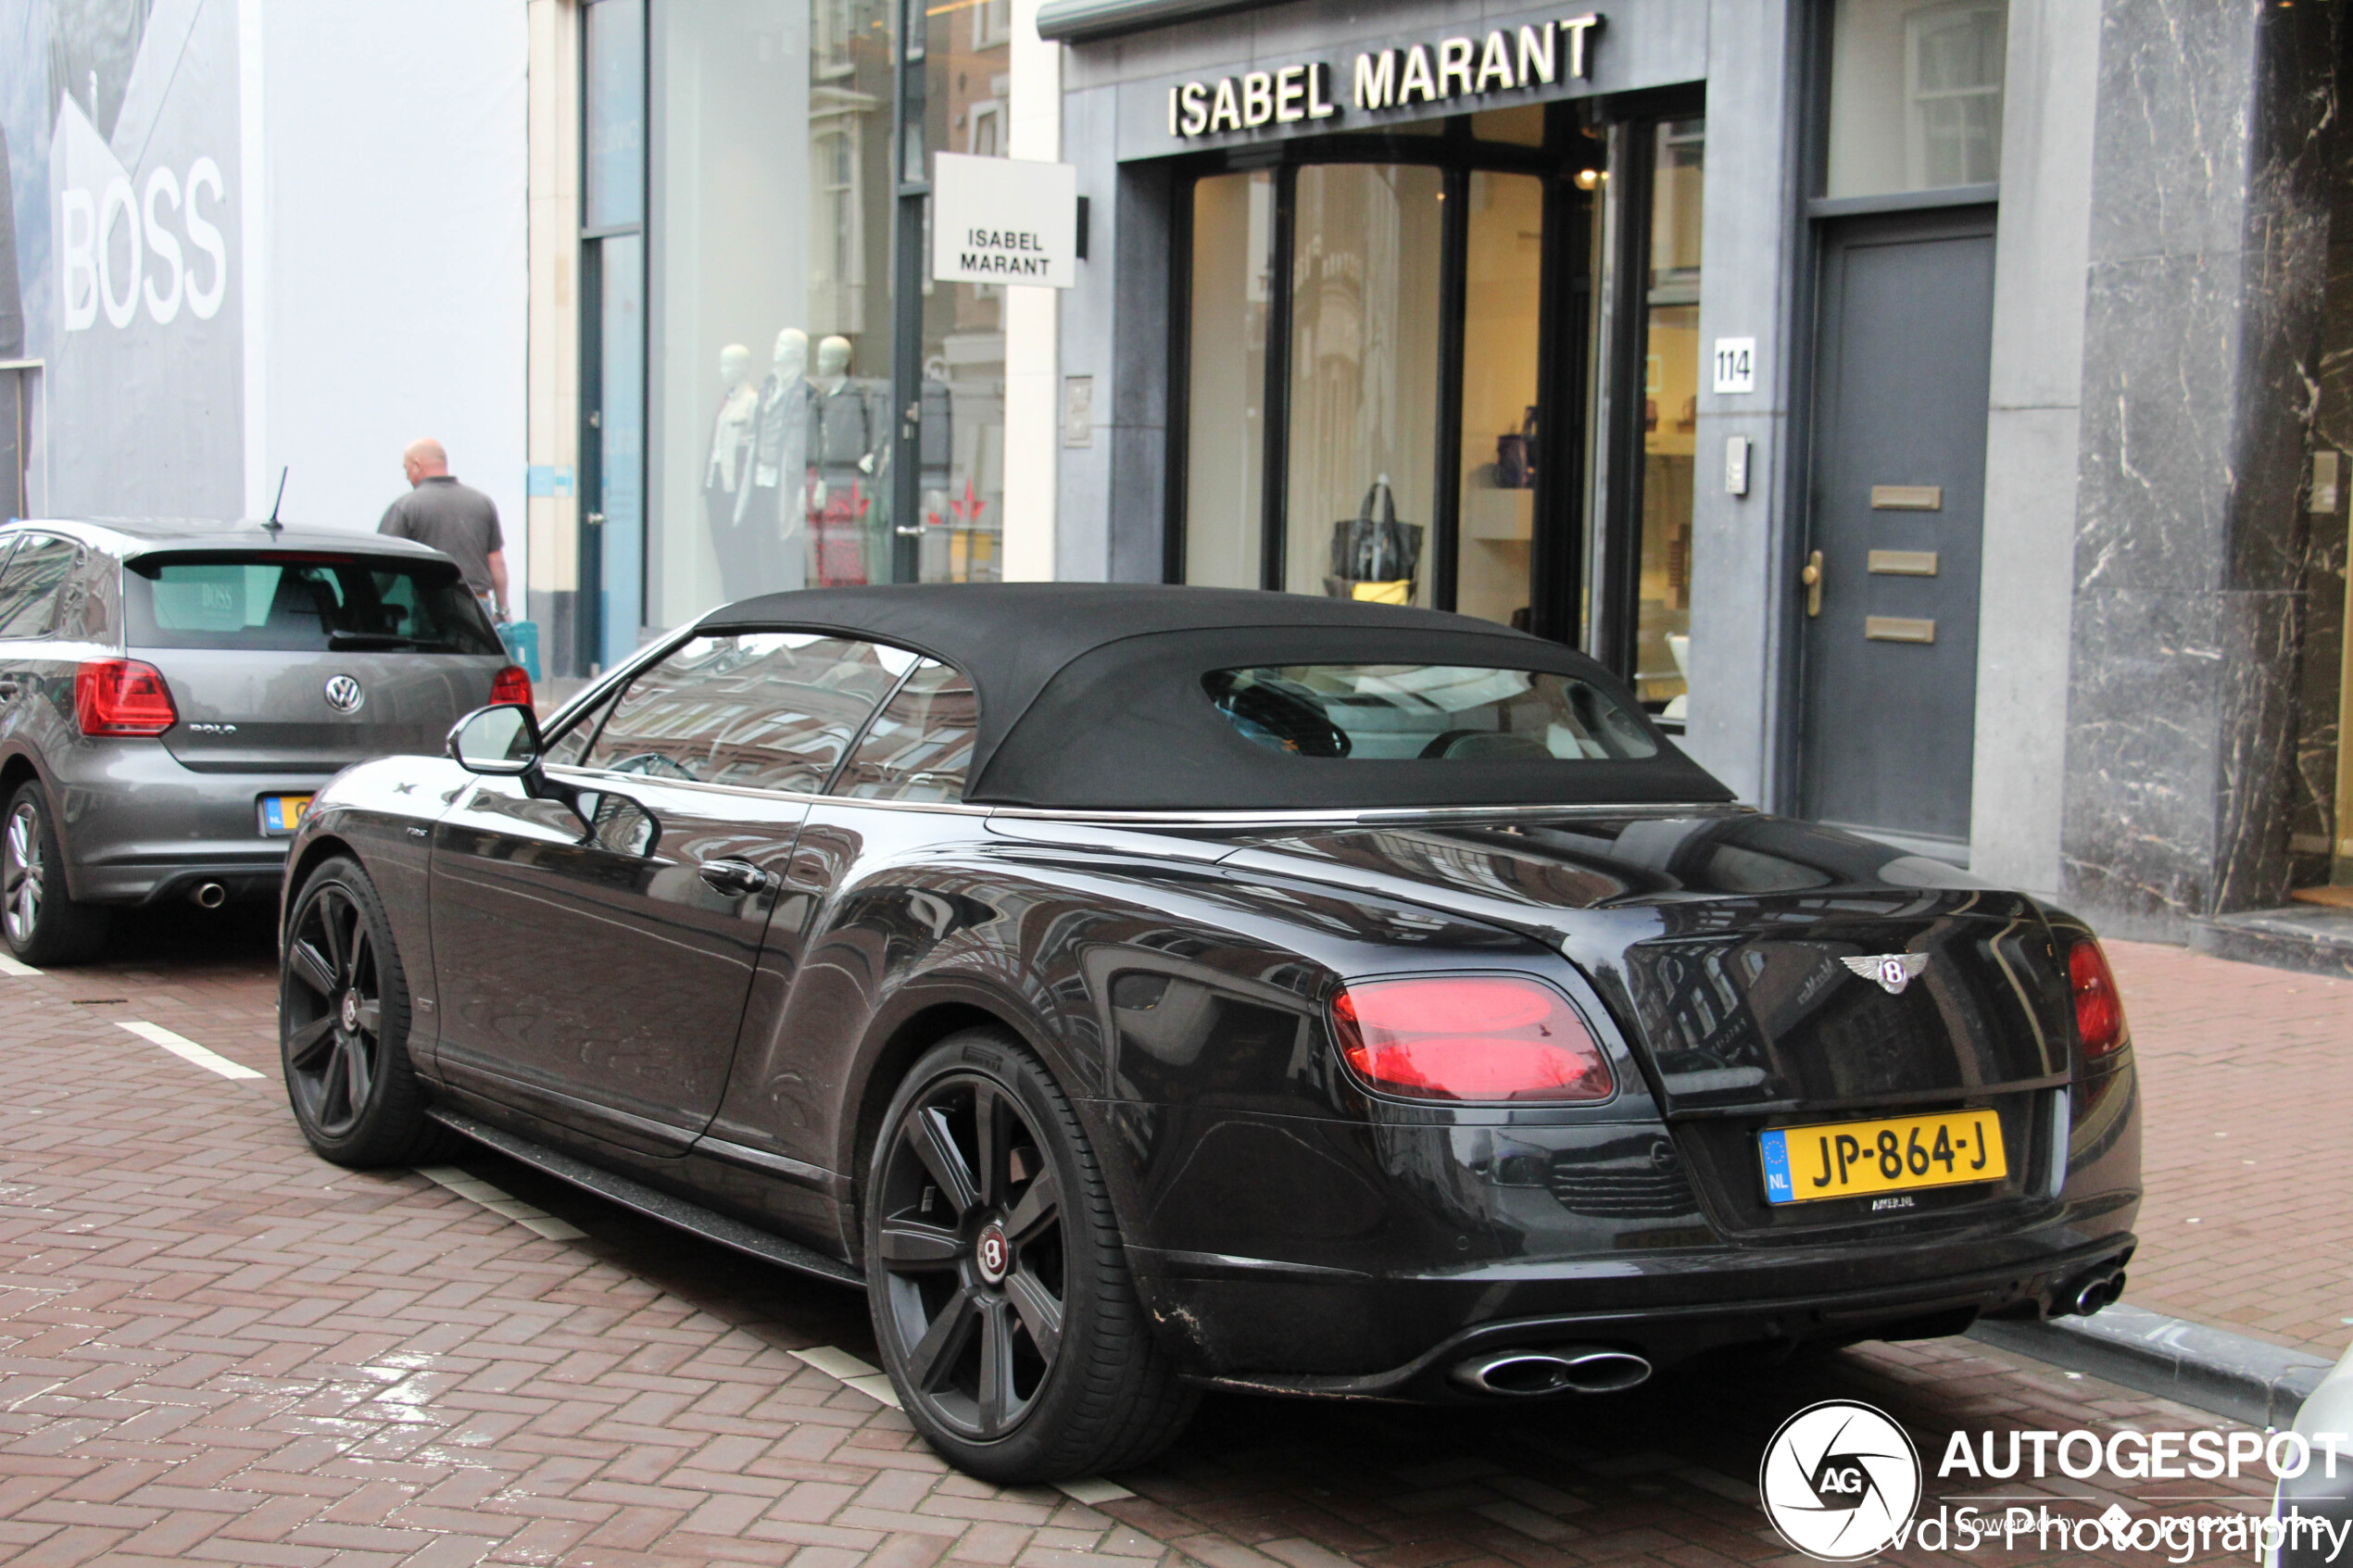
1843,951,1931,996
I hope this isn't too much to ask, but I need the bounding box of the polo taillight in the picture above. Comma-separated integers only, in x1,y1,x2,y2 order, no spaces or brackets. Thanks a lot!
1328,975,1614,1103
2067,938,2126,1059
490,665,533,707
75,659,178,736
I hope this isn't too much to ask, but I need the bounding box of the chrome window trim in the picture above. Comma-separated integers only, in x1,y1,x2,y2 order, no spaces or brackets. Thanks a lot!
983,801,1755,828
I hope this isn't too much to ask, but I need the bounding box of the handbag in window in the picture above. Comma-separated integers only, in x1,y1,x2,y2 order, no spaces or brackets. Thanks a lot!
1324,476,1425,604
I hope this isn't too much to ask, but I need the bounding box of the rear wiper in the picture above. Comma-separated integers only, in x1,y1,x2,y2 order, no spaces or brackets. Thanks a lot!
327,632,422,649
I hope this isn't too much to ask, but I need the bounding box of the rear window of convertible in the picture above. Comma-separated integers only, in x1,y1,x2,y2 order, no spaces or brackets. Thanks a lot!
126,554,502,654
1205,664,1659,761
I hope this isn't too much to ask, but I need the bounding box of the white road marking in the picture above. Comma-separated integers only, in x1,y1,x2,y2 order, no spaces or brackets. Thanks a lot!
117,1020,265,1081
1054,1475,1137,1504
415,1166,586,1240
0,954,40,977
789,1345,903,1409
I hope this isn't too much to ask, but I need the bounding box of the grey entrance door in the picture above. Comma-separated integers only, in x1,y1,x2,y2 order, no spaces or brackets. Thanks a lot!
1798,207,1997,858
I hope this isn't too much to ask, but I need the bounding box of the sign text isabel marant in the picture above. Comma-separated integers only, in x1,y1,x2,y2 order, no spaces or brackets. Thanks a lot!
1167,14,1602,138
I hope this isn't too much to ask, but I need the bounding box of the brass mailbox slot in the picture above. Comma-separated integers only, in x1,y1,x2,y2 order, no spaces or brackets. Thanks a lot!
1867,549,1939,576
1869,484,1943,510
1864,616,1936,644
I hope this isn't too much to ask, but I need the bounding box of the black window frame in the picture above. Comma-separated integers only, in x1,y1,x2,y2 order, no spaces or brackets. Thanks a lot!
1162,107,1602,646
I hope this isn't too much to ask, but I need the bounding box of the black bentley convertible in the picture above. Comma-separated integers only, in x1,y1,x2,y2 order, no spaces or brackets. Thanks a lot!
276,584,2140,1481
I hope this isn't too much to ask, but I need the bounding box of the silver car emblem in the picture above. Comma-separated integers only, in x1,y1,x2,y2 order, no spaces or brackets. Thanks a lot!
1842,952,1930,995
323,674,365,714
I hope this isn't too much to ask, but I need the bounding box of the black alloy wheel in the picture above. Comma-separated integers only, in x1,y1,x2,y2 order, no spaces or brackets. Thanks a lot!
1,780,107,966
280,858,448,1166
864,1033,1197,1483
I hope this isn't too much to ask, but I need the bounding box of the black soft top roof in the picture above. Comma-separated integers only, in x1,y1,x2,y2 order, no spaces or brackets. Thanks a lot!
701,583,1732,810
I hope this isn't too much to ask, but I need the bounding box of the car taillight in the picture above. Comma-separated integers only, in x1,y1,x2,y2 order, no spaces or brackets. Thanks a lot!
2067,938,2126,1059
75,659,178,736
490,665,532,707
1328,975,1614,1103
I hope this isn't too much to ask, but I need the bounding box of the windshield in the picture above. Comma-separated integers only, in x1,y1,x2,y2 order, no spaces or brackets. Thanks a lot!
126,553,503,654
1205,664,1660,761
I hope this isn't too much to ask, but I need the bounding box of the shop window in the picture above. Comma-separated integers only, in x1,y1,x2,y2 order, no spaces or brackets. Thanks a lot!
1455,170,1545,628
1283,164,1444,606
1825,0,2007,199
1183,170,1273,591
646,0,896,646
1634,119,1703,720
910,0,1014,586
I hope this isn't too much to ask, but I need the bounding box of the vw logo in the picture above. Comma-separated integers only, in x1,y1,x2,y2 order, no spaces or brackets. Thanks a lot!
974,1223,1011,1284
323,675,365,714
1756,1399,1921,1561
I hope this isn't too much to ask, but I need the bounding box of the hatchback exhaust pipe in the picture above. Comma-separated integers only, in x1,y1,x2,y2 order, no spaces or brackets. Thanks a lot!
188,882,228,909
1451,1347,1653,1398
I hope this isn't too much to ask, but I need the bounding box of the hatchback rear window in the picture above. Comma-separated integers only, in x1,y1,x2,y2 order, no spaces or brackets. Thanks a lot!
125,554,502,654
1205,664,1659,761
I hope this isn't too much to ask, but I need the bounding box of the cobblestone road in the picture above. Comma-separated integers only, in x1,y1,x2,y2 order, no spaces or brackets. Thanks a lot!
0,910,2324,1566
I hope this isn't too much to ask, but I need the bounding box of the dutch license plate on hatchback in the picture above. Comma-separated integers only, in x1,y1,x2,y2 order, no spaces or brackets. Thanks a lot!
258,795,312,835
1757,1110,2007,1205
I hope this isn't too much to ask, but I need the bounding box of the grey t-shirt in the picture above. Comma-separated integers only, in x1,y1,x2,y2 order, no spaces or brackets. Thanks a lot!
378,476,503,593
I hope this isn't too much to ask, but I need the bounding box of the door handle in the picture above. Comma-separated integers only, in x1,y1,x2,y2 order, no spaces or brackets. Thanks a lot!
585,511,606,527
698,859,777,897
1802,549,1824,618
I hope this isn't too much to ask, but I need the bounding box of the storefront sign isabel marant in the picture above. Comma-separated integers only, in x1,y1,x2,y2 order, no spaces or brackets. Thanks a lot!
1166,13,1603,139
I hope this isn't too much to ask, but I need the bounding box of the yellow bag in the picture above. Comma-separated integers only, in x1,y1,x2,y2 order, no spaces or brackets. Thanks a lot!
1350,579,1412,606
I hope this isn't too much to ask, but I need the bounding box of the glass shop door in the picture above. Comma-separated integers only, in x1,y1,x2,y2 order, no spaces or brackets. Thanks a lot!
1174,108,1601,645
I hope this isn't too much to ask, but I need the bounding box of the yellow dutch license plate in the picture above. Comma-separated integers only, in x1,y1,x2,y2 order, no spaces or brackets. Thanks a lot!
1758,1110,2007,1205
259,795,313,836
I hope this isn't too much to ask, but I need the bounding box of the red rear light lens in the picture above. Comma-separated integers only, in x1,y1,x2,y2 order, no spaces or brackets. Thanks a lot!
490,665,533,707
1329,976,1614,1103
75,659,178,736
2067,938,2126,1059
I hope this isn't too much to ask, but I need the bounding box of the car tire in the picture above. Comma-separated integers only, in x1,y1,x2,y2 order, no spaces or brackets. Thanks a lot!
863,1030,1199,1484
2,779,108,967
281,856,454,1167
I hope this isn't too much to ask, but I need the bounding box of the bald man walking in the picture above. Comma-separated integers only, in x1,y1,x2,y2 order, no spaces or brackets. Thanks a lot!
378,438,509,621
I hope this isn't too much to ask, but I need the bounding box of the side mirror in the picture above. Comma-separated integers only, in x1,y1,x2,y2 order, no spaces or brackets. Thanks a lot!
447,703,542,776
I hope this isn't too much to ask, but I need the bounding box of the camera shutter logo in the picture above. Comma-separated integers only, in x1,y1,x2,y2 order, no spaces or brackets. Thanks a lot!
1756,1399,1921,1562
323,675,365,715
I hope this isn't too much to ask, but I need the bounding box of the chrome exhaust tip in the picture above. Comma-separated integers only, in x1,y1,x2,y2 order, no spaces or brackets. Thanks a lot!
189,882,228,909
2065,1269,2126,1317
1450,1347,1653,1398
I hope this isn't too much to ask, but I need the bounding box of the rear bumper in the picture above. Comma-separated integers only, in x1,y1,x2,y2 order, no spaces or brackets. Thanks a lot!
1111,1069,2142,1391
44,738,331,904
1136,1228,2139,1400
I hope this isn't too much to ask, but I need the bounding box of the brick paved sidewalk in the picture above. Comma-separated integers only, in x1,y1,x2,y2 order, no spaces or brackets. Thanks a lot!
0,920,2300,1565
2101,940,2353,1360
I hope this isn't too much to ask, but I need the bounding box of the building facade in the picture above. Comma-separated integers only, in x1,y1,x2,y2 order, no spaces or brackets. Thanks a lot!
0,0,530,571
0,1,2343,972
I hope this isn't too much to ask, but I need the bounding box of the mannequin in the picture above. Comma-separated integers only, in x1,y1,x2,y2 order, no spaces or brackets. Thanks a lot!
749,328,812,591
806,334,880,585
703,345,761,583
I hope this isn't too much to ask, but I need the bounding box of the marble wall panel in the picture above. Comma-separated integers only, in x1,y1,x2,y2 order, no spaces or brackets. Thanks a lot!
2061,0,2338,934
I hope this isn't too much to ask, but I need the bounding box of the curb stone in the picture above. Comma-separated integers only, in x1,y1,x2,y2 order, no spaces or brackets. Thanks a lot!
1970,1303,2334,1428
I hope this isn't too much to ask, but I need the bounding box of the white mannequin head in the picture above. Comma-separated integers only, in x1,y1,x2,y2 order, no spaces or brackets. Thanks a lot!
719,344,752,389
772,327,808,381
815,335,852,383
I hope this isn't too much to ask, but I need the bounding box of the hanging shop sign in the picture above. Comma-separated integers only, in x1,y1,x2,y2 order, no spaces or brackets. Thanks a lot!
1167,13,1601,138
931,153,1080,288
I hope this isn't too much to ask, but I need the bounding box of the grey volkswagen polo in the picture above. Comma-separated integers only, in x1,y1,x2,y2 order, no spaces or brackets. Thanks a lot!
0,517,527,964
